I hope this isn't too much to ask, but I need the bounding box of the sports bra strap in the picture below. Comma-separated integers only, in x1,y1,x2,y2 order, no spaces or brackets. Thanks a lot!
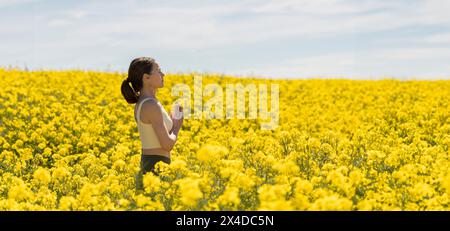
137,97,158,123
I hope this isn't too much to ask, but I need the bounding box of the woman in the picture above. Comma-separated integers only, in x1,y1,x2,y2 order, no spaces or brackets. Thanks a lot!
120,57,183,190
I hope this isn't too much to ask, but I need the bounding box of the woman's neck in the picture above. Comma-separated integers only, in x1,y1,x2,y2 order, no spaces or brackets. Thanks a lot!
140,88,157,99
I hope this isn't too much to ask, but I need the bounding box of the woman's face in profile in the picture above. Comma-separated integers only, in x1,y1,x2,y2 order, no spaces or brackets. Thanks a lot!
145,63,165,88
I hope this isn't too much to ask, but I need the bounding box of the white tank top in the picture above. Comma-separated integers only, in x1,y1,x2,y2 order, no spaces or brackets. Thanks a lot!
135,97,173,149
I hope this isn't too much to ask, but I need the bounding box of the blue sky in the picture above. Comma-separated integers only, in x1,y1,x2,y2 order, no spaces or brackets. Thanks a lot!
1,0,450,79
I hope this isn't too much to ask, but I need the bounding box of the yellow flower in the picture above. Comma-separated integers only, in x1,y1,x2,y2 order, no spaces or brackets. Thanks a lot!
273,160,299,175
33,168,51,185
310,195,353,211
356,199,376,211
143,173,161,194
59,196,76,211
441,174,450,195
176,177,203,207
409,183,434,201
8,181,34,202
257,184,293,211
112,159,126,172
232,172,255,191
38,142,46,149
295,179,313,195
217,186,240,209
13,139,24,149
196,144,229,163
392,170,407,183
52,166,71,181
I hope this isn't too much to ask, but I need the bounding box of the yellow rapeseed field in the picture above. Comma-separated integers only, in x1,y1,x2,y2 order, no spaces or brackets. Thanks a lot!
0,68,449,211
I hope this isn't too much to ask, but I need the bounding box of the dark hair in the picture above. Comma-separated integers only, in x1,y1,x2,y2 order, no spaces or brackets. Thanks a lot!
121,57,156,104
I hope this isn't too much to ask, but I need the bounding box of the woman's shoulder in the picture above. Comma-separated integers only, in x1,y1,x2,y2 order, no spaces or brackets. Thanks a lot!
137,97,160,110
139,99,163,124
140,98,162,115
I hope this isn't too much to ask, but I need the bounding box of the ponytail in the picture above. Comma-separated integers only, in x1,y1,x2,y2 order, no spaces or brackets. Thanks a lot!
121,78,138,104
